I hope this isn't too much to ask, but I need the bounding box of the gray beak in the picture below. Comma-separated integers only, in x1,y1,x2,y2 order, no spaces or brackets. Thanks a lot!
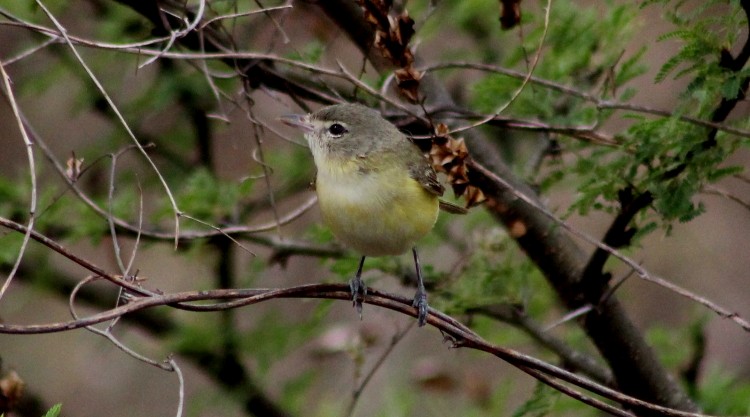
279,114,314,133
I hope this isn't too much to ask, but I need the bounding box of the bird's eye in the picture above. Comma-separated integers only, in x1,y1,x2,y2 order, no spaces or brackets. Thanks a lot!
327,123,347,137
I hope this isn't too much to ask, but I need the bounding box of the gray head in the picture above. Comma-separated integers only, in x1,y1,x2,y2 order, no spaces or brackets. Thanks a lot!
280,103,405,160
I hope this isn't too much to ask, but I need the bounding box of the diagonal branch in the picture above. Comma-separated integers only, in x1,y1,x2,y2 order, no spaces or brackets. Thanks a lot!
470,304,613,385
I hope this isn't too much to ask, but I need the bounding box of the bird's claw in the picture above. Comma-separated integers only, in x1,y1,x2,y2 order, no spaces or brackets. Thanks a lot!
349,277,367,320
412,290,429,327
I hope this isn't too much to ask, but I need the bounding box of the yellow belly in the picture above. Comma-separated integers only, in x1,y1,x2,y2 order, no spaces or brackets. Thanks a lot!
316,167,439,256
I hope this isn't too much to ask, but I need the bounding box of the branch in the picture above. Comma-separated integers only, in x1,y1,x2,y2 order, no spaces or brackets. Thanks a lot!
470,304,613,385
0,283,719,417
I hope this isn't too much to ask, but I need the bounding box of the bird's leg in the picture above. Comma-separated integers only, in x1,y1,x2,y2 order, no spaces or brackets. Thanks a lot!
349,256,367,319
411,247,429,326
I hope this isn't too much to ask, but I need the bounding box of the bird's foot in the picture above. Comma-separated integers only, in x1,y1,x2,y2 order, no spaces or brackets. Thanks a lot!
348,276,367,319
412,289,429,327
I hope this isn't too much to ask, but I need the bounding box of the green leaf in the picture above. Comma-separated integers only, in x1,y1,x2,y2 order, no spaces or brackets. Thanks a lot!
698,368,750,414
43,404,63,417
616,46,649,87
706,165,743,182
656,29,692,42
652,178,702,222
656,53,684,83
720,75,742,100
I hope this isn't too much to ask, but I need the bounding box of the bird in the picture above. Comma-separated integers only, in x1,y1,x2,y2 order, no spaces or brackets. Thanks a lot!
280,103,465,326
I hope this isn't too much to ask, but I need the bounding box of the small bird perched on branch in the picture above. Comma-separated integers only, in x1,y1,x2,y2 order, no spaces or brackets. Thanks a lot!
280,103,465,326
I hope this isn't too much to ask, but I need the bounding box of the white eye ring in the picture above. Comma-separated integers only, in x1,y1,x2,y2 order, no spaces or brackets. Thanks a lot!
327,123,348,137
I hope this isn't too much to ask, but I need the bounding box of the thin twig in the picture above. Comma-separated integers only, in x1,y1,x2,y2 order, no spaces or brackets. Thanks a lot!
3,36,58,65
336,61,420,118
345,322,415,417
0,7,174,49
170,356,185,417
245,102,284,240
544,305,594,331
126,178,145,277
251,0,290,44
107,148,130,275
139,29,179,68
471,304,613,385
0,61,37,303
192,27,229,120
69,275,171,370
198,5,292,29
0,215,154,297
702,184,750,212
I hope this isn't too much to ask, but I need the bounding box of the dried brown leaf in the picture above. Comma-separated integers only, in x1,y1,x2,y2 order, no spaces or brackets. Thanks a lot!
395,66,423,103
65,151,84,181
499,0,522,30
0,370,24,412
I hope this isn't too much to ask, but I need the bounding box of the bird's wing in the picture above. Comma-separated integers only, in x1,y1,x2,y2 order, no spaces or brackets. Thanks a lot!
438,199,468,214
409,159,469,215
409,161,444,197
